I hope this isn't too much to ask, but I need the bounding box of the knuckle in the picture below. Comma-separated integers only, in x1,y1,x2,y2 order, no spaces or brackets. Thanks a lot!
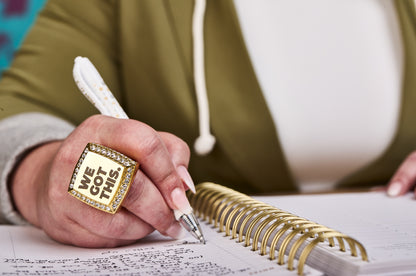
161,132,191,159
154,216,174,233
141,134,163,159
392,169,411,185
396,174,411,185
123,120,155,142
176,138,191,159
106,215,129,237
407,151,416,162
156,171,178,191
55,143,76,166
393,174,407,184
123,173,146,209
85,114,105,125
47,185,65,206
118,121,163,159
78,114,106,133
114,118,137,135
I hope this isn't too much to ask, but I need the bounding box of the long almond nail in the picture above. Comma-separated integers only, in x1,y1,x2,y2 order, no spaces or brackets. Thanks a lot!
177,166,196,194
171,187,192,214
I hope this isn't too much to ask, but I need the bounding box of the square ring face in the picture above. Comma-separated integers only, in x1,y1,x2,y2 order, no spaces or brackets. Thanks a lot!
68,143,138,214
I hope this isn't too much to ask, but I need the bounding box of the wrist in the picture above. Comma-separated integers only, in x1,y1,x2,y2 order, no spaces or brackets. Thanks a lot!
10,141,62,226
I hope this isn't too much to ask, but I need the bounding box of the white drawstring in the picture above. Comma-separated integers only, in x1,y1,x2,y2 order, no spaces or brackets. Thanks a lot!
76,1,215,156
192,0,216,155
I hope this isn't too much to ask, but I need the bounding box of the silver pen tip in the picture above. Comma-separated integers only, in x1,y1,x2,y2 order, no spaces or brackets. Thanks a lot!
178,212,206,244
200,236,206,244
193,226,206,244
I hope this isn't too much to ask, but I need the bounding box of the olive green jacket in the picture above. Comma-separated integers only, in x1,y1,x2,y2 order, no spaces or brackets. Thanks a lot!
1,0,416,195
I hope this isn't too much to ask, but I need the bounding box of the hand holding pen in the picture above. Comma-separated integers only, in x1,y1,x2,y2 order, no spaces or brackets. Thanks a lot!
72,57,205,244
12,55,204,247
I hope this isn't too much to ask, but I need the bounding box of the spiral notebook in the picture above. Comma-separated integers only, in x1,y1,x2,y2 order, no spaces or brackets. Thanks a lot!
189,183,368,276
189,182,416,276
1,182,416,276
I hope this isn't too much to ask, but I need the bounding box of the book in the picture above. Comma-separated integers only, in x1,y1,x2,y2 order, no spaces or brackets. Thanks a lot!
1,182,415,276
253,186,416,276
189,183,368,276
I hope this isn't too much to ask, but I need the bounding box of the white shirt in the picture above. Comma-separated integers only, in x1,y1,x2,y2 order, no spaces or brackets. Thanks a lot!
234,0,403,192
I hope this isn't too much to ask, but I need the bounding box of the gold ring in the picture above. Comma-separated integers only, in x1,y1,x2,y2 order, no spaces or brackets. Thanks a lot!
68,143,138,214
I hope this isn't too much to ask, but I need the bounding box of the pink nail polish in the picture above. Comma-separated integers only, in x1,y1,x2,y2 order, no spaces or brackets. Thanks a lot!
177,166,196,194
387,182,401,197
171,187,193,214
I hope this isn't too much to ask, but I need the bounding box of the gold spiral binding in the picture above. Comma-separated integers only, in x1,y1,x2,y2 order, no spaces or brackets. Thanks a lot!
231,202,264,240
224,199,256,237
217,194,248,232
188,182,368,276
239,205,276,244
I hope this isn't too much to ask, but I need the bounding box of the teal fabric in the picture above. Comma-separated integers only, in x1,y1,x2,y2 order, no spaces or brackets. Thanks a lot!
0,0,47,76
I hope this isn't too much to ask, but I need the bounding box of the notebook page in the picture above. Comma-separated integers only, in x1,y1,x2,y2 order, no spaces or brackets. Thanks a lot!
0,223,321,275
254,191,416,275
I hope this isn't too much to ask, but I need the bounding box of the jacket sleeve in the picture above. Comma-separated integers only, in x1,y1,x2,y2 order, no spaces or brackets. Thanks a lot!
0,113,75,224
0,0,120,224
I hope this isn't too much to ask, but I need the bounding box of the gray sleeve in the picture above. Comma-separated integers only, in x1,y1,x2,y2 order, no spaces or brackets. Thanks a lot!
0,112,75,224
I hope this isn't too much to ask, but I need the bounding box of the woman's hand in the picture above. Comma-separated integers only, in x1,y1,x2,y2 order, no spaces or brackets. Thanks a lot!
11,115,194,247
387,152,416,197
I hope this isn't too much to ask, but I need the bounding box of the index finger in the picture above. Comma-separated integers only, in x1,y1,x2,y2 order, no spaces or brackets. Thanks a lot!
97,116,192,213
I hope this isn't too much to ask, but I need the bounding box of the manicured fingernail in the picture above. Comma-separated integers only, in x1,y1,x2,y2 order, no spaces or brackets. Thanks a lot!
387,182,401,197
165,222,187,240
171,187,192,214
177,166,196,194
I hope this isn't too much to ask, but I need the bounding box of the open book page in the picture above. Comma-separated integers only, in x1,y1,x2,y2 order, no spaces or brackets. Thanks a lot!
0,222,321,275
254,191,416,276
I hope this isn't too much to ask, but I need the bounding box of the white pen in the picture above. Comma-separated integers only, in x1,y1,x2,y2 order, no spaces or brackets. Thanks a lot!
73,56,205,244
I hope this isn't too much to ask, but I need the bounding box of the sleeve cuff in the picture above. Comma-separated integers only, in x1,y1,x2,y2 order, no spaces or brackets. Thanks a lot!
0,112,75,224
